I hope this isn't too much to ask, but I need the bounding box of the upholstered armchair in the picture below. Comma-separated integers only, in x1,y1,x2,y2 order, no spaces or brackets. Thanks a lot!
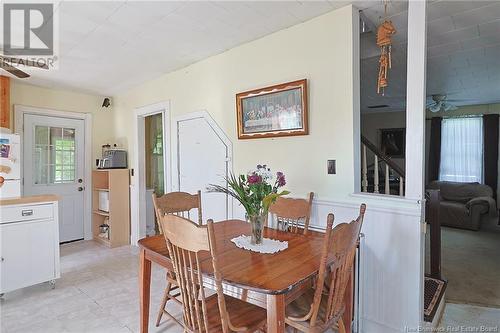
427,181,498,231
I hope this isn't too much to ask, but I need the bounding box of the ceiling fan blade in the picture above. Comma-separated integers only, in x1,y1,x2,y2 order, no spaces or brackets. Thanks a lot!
444,104,458,111
428,102,441,113
1,63,30,78
0,56,49,69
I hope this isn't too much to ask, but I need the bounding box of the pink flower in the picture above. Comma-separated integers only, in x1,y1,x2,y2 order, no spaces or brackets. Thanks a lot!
276,172,286,187
248,174,262,184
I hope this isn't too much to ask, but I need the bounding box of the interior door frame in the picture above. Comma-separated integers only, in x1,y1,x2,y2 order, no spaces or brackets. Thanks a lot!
171,110,233,219
131,101,171,245
14,104,93,240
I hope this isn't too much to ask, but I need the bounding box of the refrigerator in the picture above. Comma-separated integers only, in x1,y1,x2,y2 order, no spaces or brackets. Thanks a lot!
0,133,21,198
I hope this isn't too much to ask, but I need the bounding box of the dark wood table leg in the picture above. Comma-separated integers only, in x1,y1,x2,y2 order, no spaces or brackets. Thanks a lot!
342,268,354,333
267,294,286,333
140,249,152,333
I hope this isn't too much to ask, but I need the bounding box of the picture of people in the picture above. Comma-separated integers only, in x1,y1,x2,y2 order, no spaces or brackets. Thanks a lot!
236,79,308,139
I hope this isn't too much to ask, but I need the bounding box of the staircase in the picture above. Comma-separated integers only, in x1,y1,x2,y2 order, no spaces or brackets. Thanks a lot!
361,135,405,196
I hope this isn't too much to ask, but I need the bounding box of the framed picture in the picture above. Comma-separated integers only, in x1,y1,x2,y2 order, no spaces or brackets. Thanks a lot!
236,79,308,139
380,128,406,158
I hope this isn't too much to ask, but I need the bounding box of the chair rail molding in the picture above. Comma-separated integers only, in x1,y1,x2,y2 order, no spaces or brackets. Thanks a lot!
238,194,421,333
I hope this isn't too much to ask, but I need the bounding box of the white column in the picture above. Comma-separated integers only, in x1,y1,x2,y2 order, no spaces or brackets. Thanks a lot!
352,7,361,193
405,0,427,329
405,0,427,200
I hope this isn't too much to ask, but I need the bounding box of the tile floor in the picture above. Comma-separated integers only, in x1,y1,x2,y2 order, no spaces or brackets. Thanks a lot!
1,240,499,332
0,241,182,333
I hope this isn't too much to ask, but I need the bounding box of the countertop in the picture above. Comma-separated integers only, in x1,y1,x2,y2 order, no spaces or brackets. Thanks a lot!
0,194,60,206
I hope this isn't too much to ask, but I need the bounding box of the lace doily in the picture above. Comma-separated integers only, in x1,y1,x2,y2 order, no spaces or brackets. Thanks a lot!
230,235,288,254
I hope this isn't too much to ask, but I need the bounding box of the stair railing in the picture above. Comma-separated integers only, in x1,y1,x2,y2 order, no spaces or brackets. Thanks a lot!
361,135,405,196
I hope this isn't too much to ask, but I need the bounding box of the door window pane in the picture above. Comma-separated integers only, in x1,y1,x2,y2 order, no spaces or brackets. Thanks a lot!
33,125,77,185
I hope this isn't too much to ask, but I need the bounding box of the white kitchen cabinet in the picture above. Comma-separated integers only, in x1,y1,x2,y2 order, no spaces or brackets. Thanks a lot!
0,197,60,294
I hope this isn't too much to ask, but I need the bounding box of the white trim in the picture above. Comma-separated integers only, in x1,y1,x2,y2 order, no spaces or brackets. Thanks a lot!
405,2,427,201
351,6,361,194
172,110,234,219
405,0,427,328
13,104,93,241
131,101,171,245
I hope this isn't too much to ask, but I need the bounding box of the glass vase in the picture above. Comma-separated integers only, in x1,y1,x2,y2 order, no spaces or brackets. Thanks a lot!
247,213,265,245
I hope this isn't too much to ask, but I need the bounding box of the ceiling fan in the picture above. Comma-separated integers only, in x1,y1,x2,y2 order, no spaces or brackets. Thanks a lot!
426,94,459,113
0,45,49,78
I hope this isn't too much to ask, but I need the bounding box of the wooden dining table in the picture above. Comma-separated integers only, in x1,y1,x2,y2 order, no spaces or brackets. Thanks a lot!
138,219,354,333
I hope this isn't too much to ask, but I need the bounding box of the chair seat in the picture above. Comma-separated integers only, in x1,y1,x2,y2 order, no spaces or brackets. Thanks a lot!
286,289,343,331
203,294,267,333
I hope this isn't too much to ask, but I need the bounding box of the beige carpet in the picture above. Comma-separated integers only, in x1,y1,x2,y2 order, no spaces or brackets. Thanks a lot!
440,217,500,307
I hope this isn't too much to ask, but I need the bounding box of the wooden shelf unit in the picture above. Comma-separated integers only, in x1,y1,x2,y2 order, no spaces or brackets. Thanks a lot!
92,169,130,248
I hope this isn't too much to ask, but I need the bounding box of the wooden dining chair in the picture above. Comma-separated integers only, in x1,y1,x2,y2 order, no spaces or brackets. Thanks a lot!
160,214,267,333
269,192,314,235
285,204,366,333
152,190,203,232
151,190,203,327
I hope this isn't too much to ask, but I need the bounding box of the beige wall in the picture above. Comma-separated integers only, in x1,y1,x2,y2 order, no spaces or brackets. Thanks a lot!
10,81,116,161
113,5,357,201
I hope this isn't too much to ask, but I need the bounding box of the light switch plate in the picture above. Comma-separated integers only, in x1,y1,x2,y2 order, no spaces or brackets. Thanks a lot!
327,160,336,174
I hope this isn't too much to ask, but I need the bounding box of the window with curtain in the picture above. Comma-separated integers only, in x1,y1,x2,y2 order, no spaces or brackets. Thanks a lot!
439,117,483,183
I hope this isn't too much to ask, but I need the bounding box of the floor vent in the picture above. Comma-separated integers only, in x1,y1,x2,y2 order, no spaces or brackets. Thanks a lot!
424,276,447,322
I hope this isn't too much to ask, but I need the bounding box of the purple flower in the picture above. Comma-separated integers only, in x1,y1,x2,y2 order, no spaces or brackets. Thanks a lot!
248,174,262,184
276,172,286,187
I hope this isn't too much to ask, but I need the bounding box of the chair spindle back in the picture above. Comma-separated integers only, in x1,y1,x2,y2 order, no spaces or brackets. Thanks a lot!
160,215,237,333
153,191,203,234
310,204,366,327
269,192,314,235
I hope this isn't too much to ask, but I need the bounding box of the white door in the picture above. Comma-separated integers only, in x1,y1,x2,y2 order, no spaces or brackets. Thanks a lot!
23,114,85,243
177,116,229,222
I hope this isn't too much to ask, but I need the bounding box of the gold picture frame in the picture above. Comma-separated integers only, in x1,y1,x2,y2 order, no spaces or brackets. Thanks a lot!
236,79,308,139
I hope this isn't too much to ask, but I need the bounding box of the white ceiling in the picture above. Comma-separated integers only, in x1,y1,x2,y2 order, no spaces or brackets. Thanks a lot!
2,0,364,95
2,0,498,108
360,0,500,113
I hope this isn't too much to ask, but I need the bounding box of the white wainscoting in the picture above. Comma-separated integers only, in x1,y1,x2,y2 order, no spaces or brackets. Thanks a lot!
233,194,423,333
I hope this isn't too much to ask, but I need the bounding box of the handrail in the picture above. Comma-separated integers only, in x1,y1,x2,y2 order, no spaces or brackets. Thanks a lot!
361,135,405,178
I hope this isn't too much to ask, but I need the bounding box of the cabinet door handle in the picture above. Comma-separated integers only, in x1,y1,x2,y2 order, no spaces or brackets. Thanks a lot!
1,257,4,262
22,209,33,216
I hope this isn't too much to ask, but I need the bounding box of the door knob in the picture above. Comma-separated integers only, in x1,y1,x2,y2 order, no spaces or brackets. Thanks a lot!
78,187,84,191
78,179,83,183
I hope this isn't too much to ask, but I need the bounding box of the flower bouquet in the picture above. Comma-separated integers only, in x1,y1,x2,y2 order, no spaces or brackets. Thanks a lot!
207,165,289,245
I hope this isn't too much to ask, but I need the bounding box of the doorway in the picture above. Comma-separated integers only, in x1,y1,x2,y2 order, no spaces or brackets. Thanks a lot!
144,113,165,235
131,102,170,244
23,114,85,243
